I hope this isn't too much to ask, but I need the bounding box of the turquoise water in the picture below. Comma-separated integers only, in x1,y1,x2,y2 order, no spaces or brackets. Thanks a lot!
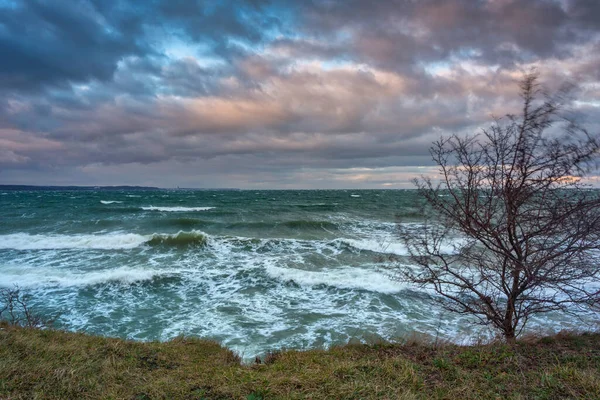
0,188,593,357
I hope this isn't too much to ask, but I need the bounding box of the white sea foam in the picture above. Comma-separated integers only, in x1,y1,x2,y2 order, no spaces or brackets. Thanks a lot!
350,194,361,197
335,231,467,256
5,191,599,361
0,266,165,287
100,200,123,204
3,230,596,360
141,206,215,212
0,233,149,250
337,238,409,255
0,231,211,250
265,264,405,293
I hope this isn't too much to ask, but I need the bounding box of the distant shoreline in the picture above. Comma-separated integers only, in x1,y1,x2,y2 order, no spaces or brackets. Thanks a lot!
0,185,421,191
0,185,239,191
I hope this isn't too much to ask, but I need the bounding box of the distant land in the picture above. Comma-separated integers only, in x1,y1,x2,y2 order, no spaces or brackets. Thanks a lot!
0,185,161,191
0,185,242,191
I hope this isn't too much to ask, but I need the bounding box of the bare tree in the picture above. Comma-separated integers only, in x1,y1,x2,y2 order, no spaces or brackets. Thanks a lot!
396,72,600,341
0,286,49,328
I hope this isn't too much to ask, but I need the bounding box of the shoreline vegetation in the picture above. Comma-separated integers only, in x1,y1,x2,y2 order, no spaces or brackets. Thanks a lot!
1,322,599,399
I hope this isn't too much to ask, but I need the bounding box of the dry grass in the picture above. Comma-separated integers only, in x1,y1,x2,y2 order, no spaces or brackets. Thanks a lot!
1,322,599,399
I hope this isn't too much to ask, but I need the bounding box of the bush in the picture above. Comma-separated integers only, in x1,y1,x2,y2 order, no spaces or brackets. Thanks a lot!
0,286,50,328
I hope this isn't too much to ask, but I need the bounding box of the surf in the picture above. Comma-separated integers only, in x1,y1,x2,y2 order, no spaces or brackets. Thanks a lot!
0,231,209,250
141,206,215,212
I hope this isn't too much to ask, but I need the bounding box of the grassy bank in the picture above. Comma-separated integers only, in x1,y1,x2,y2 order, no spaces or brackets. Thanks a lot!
1,323,599,399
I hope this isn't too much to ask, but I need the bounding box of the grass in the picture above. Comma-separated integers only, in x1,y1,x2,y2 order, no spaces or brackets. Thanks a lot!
1,322,599,399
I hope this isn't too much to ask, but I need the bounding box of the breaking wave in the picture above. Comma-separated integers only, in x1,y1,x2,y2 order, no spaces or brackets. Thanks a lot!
334,238,409,255
141,206,215,212
0,231,209,250
146,231,208,247
0,233,148,250
0,266,168,287
265,264,404,294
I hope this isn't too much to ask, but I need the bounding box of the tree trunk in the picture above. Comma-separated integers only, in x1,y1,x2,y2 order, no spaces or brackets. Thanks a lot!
504,326,516,344
503,272,520,343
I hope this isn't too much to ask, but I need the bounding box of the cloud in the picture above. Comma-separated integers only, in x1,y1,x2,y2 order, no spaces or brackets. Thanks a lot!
0,0,599,188
0,0,145,90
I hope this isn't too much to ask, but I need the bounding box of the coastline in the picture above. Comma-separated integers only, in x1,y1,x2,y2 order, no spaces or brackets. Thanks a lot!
2,322,599,399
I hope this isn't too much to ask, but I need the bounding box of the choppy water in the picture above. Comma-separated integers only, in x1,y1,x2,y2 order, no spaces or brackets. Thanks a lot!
0,188,595,357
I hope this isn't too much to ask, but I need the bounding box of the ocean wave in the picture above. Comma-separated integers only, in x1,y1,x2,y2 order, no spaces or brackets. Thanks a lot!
100,200,123,204
0,266,170,287
282,220,338,230
0,230,209,250
209,234,403,257
147,231,207,247
205,234,404,258
0,233,149,250
333,238,409,255
265,264,405,294
225,220,338,231
162,217,208,228
332,236,465,256
293,203,339,210
142,206,215,212
0,228,460,256
292,203,335,207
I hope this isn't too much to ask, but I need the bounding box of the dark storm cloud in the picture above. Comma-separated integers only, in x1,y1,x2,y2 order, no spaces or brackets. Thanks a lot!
0,0,145,90
0,0,280,91
1,0,599,188
296,0,598,67
157,0,278,45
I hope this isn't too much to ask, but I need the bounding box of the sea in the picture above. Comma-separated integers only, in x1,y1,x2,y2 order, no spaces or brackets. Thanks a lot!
0,187,595,358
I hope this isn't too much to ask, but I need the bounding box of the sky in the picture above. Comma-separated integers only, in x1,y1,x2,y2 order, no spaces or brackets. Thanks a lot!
1,0,599,189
